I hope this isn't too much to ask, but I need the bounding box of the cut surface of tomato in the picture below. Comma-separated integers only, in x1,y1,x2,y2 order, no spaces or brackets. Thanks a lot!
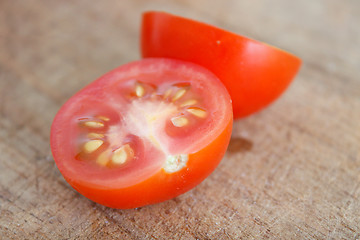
50,58,232,209
141,11,302,118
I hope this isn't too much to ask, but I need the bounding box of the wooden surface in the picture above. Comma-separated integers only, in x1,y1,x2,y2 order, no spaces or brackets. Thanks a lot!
1,0,359,239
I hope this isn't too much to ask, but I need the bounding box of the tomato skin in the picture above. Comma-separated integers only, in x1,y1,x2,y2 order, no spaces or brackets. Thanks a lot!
50,58,233,209
141,11,302,118
68,119,232,209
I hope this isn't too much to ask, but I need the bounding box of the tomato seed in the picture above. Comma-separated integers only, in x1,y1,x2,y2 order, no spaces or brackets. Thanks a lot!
180,99,197,107
83,121,104,128
83,140,103,153
135,83,145,97
172,88,187,102
112,144,134,165
96,150,110,166
97,116,110,121
171,116,189,127
87,133,105,139
186,107,207,118
163,89,172,99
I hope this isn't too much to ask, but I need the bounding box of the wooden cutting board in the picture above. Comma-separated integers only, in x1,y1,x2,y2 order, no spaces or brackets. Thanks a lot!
1,0,359,239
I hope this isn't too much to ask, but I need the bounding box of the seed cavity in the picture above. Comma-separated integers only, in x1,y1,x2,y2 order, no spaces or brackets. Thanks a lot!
171,116,189,127
163,154,188,173
83,140,103,153
87,133,104,139
186,107,207,118
180,99,197,107
172,88,187,102
111,144,134,165
83,121,104,128
135,83,145,97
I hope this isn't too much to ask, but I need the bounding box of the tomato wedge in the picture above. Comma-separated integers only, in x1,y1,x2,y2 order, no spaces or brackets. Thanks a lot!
141,11,302,118
50,58,232,209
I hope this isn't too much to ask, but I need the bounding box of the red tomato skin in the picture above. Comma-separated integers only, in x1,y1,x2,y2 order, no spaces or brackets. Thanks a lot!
68,119,232,209
141,11,302,119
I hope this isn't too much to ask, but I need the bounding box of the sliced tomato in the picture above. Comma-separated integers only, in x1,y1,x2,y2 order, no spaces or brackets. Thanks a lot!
50,58,232,209
141,11,302,118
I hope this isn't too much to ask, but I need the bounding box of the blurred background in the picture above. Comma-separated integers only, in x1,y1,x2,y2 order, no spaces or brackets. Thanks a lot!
0,0,359,239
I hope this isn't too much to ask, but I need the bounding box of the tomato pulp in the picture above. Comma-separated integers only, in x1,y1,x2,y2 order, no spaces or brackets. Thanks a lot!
141,11,302,118
50,58,232,209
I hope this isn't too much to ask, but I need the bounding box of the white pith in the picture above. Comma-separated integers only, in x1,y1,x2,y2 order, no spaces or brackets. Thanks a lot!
105,98,190,172
163,154,188,173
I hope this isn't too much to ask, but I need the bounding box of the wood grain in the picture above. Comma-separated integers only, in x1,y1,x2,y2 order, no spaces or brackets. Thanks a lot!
1,0,359,239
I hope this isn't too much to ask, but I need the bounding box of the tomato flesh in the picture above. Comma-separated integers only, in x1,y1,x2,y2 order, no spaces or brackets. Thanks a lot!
50,58,232,208
141,11,302,118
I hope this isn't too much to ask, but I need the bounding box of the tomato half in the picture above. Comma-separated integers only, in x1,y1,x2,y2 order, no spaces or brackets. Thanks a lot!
141,11,302,118
50,58,232,209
